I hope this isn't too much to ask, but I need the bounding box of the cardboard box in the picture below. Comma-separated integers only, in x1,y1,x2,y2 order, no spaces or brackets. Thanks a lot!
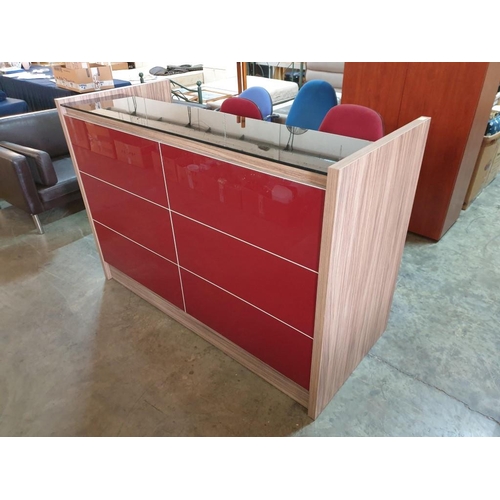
486,139,500,184
94,62,132,71
109,62,130,71
52,64,114,93
463,130,500,209
64,62,89,70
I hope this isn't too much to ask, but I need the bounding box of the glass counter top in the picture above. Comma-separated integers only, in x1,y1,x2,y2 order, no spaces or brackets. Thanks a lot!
62,96,371,175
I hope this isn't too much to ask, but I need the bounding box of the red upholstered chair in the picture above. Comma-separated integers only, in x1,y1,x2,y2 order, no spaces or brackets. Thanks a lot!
220,97,264,120
319,104,384,141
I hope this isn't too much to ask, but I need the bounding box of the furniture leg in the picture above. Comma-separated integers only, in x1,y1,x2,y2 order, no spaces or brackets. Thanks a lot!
31,214,44,234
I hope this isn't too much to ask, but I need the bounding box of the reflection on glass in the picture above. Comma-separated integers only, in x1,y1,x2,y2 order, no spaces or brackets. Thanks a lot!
284,124,308,152
63,97,371,175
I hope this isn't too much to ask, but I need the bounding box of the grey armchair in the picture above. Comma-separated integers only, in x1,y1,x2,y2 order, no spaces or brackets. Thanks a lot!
0,109,81,233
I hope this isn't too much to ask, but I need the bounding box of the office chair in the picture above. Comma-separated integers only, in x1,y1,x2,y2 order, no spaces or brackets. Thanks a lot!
239,87,276,121
319,104,384,141
220,96,264,120
285,80,338,131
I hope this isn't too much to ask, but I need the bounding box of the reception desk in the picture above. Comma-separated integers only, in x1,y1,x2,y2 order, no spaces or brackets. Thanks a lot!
56,80,430,419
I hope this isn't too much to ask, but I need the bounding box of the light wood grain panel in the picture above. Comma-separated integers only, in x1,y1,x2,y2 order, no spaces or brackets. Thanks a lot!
61,107,327,189
55,79,173,107
308,117,430,419
109,266,309,407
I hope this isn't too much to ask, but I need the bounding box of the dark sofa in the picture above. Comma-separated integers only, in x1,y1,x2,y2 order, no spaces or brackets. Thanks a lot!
0,109,81,233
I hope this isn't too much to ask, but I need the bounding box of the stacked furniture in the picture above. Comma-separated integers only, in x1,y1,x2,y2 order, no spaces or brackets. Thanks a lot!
305,62,344,95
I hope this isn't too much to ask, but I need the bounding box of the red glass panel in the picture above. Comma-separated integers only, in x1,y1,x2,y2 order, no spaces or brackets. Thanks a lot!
173,214,318,336
66,118,168,207
64,115,90,149
161,144,324,270
182,270,312,389
81,174,177,262
95,223,184,310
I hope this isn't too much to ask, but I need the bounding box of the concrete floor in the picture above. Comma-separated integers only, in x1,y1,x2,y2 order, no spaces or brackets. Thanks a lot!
1,178,499,437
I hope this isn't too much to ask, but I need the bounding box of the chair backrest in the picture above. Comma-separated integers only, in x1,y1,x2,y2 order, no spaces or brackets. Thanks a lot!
220,97,263,120
285,80,338,131
0,109,68,158
319,104,384,141
239,87,273,121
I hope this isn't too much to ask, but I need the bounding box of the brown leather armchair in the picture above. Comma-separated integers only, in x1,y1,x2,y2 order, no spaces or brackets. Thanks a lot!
0,109,81,233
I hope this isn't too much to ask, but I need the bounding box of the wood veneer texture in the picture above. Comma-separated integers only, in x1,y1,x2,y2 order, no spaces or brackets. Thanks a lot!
400,63,498,239
443,62,500,231
342,62,409,135
342,62,500,241
308,117,430,419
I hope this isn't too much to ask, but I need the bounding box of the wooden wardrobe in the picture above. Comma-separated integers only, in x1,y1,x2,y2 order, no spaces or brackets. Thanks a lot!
342,62,500,241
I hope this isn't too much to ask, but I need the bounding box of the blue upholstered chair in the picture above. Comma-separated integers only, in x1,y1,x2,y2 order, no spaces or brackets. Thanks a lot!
285,80,338,131
0,91,28,117
239,87,276,121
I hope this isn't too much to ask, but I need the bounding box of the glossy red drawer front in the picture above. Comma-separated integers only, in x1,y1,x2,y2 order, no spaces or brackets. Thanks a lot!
66,118,168,207
182,270,313,389
95,223,184,309
81,173,177,262
173,214,318,336
64,116,90,149
161,144,325,270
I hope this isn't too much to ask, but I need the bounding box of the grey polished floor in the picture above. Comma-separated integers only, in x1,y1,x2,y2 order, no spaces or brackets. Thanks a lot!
1,178,499,437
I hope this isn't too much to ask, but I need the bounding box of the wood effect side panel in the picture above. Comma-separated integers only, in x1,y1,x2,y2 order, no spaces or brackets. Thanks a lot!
342,62,409,134
308,118,430,419
400,63,490,239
